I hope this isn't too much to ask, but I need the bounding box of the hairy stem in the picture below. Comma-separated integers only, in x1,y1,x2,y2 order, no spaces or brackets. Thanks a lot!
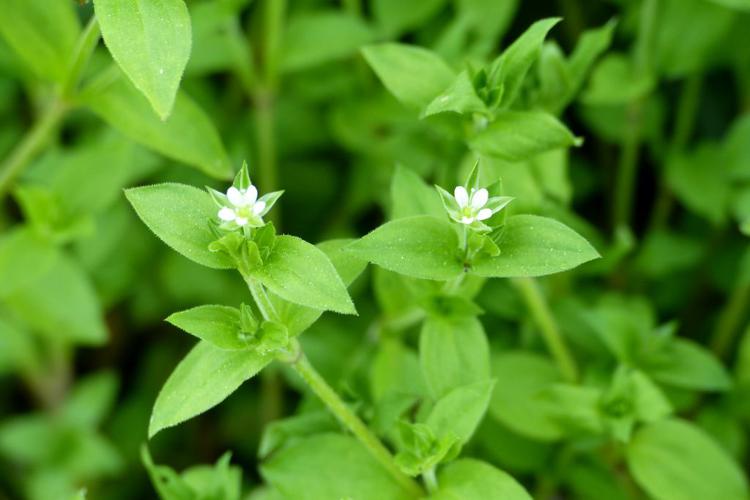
513,277,579,383
291,353,424,497
0,100,67,200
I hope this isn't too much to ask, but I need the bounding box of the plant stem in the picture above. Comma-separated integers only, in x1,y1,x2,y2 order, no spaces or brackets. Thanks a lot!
648,74,703,232
0,100,67,200
291,352,424,497
244,276,280,322
513,277,579,383
62,15,101,99
422,467,438,493
710,281,750,358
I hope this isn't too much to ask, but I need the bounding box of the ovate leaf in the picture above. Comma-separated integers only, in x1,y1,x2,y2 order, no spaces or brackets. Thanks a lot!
125,183,234,269
166,305,248,350
390,165,444,219
362,43,455,108
627,419,749,500
420,316,490,398
0,0,79,82
426,380,495,445
257,236,355,315
149,341,272,437
0,226,58,298
347,216,463,280
470,111,581,161
471,215,599,277
95,0,192,119
83,74,232,179
432,459,533,500
261,434,411,500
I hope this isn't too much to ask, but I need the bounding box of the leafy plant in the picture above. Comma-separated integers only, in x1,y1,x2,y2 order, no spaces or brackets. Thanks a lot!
1,0,750,499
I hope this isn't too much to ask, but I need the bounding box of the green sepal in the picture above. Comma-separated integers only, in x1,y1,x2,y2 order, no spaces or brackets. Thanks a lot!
233,161,252,191
208,230,263,275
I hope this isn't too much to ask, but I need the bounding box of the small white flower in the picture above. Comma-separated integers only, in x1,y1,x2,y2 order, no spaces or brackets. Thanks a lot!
453,186,493,225
217,185,270,227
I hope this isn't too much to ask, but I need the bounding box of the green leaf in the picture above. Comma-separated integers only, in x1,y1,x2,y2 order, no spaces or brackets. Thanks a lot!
256,236,355,315
141,445,195,500
82,74,232,179
582,54,655,105
347,216,463,280
281,12,374,72
495,18,561,108
390,165,445,219
125,183,234,270
95,0,192,119
666,144,729,225
426,380,495,445
470,111,581,161
0,316,36,376
261,434,411,500
0,0,80,82
420,316,490,398
432,459,533,500
422,70,487,117
641,339,732,391
627,419,749,500
471,215,599,278
61,372,118,429
149,341,272,437
166,305,253,350
489,351,563,441
372,0,446,36
362,43,455,108
0,226,58,298
4,254,107,345
566,19,617,101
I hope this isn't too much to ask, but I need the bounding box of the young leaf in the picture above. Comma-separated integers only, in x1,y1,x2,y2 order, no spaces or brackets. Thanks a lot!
470,111,581,161
390,165,445,220
0,0,80,82
149,341,272,437
471,215,599,278
627,419,749,500
261,434,412,500
347,216,463,280
82,74,232,179
95,0,192,119
422,70,487,118
432,459,533,500
641,339,732,391
495,18,561,108
0,226,58,298
489,351,564,441
372,0,446,36
125,183,234,270
4,254,107,346
420,316,490,398
362,43,455,108
281,12,374,72
427,380,496,445
166,305,250,350
256,236,356,315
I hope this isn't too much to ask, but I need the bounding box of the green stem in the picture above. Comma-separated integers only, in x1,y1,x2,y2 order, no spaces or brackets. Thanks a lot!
710,281,750,358
244,276,279,322
62,15,101,99
422,467,438,493
0,101,67,199
291,353,424,498
648,74,703,233
513,277,579,383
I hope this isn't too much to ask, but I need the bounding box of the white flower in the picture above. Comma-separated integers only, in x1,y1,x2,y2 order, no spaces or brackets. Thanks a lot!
216,185,274,227
453,186,492,225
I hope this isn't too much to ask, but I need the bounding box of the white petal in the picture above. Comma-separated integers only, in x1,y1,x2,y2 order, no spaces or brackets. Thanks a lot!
460,215,474,224
243,185,258,206
477,208,493,221
235,217,248,226
253,200,267,215
471,188,488,209
454,186,469,208
227,187,244,207
218,207,237,221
